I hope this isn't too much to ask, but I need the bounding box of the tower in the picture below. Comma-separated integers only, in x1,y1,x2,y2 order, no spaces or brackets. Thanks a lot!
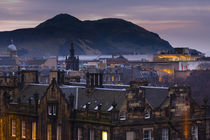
65,41,79,70
70,42,74,57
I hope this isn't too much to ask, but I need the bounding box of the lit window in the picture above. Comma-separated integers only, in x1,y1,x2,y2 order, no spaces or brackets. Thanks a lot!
32,122,36,140
22,121,26,138
102,131,108,140
0,119,3,138
11,120,16,137
191,125,198,140
145,109,151,119
90,129,95,140
143,129,152,140
112,76,114,81
57,126,61,140
48,124,52,140
162,128,169,140
126,131,135,140
78,128,83,140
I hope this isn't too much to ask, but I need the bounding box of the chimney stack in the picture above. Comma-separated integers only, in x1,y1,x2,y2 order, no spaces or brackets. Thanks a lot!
86,72,103,88
49,70,65,85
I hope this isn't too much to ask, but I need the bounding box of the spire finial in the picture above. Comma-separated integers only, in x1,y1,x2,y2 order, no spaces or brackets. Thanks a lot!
11,39,14,44
70,40,75,57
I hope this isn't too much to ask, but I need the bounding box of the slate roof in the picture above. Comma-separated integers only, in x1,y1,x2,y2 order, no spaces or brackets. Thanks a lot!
14,83,170,112
60,85,126,111
142,86,169,108
14,84,49,104
76,88,126,111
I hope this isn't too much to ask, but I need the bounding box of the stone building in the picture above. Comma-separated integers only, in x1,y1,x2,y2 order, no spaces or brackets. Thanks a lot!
65,42,79,71
0,70,209,140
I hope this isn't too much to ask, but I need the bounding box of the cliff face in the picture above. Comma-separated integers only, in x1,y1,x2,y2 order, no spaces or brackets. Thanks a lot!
0,14,173,57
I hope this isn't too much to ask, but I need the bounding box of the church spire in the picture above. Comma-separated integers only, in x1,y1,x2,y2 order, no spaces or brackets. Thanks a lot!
70,41,74,57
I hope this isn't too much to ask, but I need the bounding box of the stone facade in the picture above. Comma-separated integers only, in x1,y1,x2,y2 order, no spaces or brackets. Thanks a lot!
0,72,209,140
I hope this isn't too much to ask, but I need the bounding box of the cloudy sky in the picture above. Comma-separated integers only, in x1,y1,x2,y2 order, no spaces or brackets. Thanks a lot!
0,0,210,54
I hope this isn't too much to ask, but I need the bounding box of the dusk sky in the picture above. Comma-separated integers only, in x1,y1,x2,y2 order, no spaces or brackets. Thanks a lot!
0,0,210,54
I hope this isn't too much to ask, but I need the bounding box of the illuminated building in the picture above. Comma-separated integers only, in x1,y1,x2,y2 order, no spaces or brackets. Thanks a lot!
153,54,196,62
0,71,209,140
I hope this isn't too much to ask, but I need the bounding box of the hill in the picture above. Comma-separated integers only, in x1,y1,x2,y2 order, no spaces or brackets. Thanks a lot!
0,14,173,57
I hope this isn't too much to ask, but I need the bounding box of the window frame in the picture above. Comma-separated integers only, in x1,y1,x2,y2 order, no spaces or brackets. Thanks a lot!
22,121,26,139
102,131,108,140
57,125,62,140
89,129,95,140
126,131,135,140
32,121,36,140
77,128,83,140
143,128,153,140
162,128,169,140
47,124,52,140
120,111,126,121
191,125,198,140
47,102,58,118
11,119,16,137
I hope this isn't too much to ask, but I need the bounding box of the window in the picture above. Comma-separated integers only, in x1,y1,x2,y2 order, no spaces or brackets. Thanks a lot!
162,128,169,140
57,126,61,140
90,129,95,140
48,104,57,116
191,125,198,140
78,128,83,140
53,105,57,116
118,75,121,81
11,120,16,137
102,131,108,140
48,105,52,115
47,124,52,140
144,109,151,119
112,76,114,81
144,129,152,140
126,131,135,140
32,122,36,140
22,121,26,138
0,119,3,138
120,111,126,120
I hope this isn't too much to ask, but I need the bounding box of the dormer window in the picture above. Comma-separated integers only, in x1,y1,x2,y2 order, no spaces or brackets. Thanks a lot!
48,104,57,117
94,106,98,110
107,105,113,112
145,109,151,119
120,111,126,120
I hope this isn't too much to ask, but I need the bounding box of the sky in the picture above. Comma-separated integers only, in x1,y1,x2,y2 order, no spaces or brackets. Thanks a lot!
0,0,210,54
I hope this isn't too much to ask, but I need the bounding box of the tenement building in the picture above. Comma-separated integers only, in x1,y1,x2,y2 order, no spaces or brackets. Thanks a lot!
65,42,79,71
0,71,210,140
